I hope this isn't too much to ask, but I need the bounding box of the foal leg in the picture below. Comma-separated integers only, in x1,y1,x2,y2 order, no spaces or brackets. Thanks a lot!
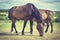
45,22,49,32
30,20,33,34
50,22,53,33
22,20,28,35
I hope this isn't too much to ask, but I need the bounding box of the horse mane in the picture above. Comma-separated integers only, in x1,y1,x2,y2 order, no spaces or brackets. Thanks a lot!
30,3,43,23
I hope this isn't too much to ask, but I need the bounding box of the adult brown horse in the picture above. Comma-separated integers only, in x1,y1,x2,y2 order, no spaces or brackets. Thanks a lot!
8,3,44,36
23,9,53,34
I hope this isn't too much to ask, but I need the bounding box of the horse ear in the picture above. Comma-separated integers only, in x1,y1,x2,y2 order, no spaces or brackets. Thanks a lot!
45,10,48,13
31,5,34,11
45,10,50,14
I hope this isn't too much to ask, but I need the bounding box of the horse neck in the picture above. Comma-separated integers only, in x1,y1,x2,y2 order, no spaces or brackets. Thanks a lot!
25,3,43,23
30,4,43,23
32,9,43,23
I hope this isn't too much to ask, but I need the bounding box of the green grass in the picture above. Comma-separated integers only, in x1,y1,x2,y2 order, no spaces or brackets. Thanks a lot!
0,20,60,40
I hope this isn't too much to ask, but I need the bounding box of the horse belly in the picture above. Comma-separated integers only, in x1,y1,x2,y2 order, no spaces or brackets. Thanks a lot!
12,12,26,20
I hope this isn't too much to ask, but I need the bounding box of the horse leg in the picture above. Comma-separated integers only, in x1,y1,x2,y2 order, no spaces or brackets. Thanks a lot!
11,24,13,32
11,20,18,33
30,20,33,34
50,22,53,33
22,20,28,35
45,22,49,32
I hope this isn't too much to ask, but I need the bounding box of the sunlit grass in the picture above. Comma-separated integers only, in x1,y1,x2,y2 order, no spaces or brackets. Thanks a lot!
0,20,60,40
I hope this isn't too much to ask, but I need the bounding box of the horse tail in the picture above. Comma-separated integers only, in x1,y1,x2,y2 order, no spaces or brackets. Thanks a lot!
8,10,11,20
8,7,13,20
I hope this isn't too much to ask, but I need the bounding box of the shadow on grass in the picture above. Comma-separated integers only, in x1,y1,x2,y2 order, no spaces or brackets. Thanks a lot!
0,32,39,36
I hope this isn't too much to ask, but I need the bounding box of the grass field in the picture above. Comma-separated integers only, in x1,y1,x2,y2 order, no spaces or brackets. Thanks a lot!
0,20,60,40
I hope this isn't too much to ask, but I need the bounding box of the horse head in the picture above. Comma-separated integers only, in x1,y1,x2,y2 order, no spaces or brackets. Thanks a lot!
30,3,44,36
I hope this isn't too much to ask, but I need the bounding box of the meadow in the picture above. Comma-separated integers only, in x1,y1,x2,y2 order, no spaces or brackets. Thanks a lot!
0,11,60,40
0,20,60,40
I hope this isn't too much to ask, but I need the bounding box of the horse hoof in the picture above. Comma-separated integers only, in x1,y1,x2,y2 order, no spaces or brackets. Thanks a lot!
30,31,33,34
45,31,47,33
40,35,43,37
30,32,32,34
22,31,24,35
16,31,18,33
50,31,53,33
22,33,24,35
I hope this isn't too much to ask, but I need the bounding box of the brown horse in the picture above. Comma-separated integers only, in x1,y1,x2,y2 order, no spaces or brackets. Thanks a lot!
23,9,53,34
39,9,53,33
8,3,44,36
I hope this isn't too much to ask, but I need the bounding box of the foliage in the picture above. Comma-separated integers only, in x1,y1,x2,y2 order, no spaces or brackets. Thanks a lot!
0,12,8,20
54,11,60,22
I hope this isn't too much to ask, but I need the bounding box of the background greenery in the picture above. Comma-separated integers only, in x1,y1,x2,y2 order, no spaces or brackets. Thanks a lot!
0,9,60,22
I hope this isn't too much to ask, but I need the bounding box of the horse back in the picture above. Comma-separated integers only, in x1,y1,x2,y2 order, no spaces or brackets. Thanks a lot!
39,9,53,21
8,5,32,20
45,10,53,20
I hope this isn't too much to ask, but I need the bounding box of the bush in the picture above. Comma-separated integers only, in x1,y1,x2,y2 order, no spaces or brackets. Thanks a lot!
0,13,8,20
0,14,6,16
54,18,60,23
